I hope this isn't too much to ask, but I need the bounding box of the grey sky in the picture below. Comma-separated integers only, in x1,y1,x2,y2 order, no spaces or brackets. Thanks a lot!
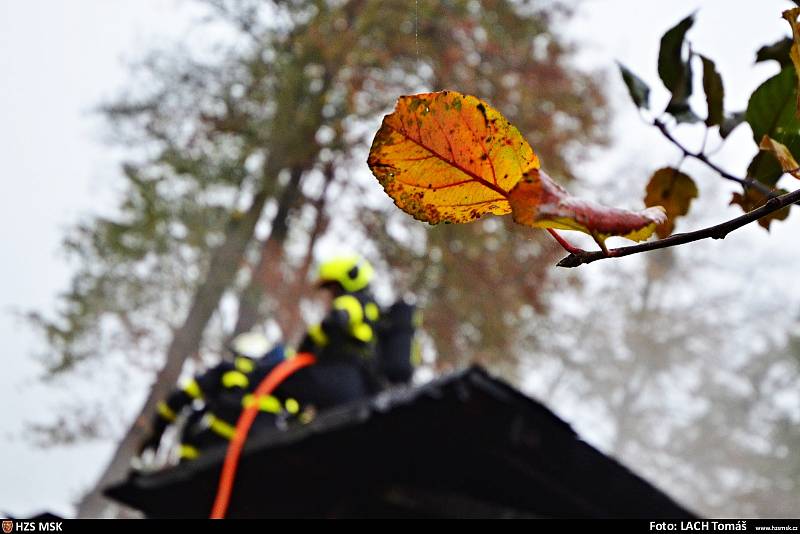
0,0,191,515
1,0,797,517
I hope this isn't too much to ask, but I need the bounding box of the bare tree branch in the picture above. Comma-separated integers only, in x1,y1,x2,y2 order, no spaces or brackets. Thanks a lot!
653,119,776,197
557,187,800,268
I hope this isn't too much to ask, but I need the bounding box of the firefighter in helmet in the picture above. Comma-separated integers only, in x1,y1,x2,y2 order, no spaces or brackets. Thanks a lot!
138,331,296,463
287,254,384,406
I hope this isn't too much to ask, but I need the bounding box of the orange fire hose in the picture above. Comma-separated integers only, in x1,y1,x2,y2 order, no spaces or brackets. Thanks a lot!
210,352,317,519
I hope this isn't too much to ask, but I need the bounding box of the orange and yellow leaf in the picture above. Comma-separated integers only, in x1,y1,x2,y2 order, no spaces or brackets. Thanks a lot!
368,90,667,248
367,90,537,224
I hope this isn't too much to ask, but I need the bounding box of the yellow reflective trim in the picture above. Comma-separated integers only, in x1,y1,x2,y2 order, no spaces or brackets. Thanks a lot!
411,338,422,367
242,394,282,414
222,370,249,389
234,356,254,373
285,398,300,415
183,379,202,400
157,401,177,422
285,347,296,359
413,309,423,328
333,295,363,325
352,322,373,343
179,444,200,460
365,302,380,322
206,414,236,440
308,323,328,346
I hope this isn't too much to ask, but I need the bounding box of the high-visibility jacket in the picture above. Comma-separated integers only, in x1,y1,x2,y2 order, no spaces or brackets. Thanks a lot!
146,346,294,460
177,350,309,460
299,289,381,363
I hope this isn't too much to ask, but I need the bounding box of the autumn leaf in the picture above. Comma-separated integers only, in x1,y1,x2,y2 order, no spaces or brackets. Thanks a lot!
759,135,800,179
367,90,534,224
644,167,698,238
782,8,800,118
507,170,667,247
368,90,667,251
730,187,791,230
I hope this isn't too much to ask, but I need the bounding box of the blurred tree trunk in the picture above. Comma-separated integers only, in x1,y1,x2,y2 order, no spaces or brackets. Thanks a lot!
233,167,303,336
234,164,333,342
280,165,333,343
77,185,272,517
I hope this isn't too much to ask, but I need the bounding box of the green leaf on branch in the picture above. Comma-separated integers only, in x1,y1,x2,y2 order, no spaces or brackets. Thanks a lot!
667,101,701,124
664,57,700,123
747,152,784,186
658,13,698,123
730,187,792,230
644,167,698,238
700,55,724,127
659,13,695,90
746,67,800,186
755,37,793,67
618,62,650,110
719,111,745,139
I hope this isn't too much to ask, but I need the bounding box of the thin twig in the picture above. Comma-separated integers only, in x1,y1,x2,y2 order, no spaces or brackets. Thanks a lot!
556,187,800,268
653,119,776,197
547,228,583,254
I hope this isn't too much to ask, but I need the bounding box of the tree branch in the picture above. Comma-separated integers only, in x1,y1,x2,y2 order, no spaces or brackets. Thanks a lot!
653,119,776,197
557,187,800,268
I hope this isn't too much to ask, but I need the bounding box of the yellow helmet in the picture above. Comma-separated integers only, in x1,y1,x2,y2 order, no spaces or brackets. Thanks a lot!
317,254,374,293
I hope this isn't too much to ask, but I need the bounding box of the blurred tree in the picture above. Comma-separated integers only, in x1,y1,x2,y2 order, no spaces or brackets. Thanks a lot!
27,0,606,517
526,247,800,517
660,328,800,517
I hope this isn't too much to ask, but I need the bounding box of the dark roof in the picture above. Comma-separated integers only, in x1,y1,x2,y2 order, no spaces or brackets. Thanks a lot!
106,365,695,518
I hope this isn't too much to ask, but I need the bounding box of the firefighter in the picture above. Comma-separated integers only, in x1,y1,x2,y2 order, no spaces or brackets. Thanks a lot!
283,254,385,408
136,255,419,466
137,331,296,463
375,298,422,386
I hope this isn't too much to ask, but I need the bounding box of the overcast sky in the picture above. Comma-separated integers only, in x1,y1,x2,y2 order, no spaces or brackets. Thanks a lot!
1,0,797,517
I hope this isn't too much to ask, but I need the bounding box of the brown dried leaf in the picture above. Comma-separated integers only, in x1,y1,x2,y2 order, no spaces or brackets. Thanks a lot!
730,188,791,230
782,7,800,118
644,167,698,238
759,135,800,179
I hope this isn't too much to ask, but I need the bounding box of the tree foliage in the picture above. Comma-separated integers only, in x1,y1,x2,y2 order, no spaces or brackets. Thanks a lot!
27,0,607,516
618,8,800,237
528,249,800,517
